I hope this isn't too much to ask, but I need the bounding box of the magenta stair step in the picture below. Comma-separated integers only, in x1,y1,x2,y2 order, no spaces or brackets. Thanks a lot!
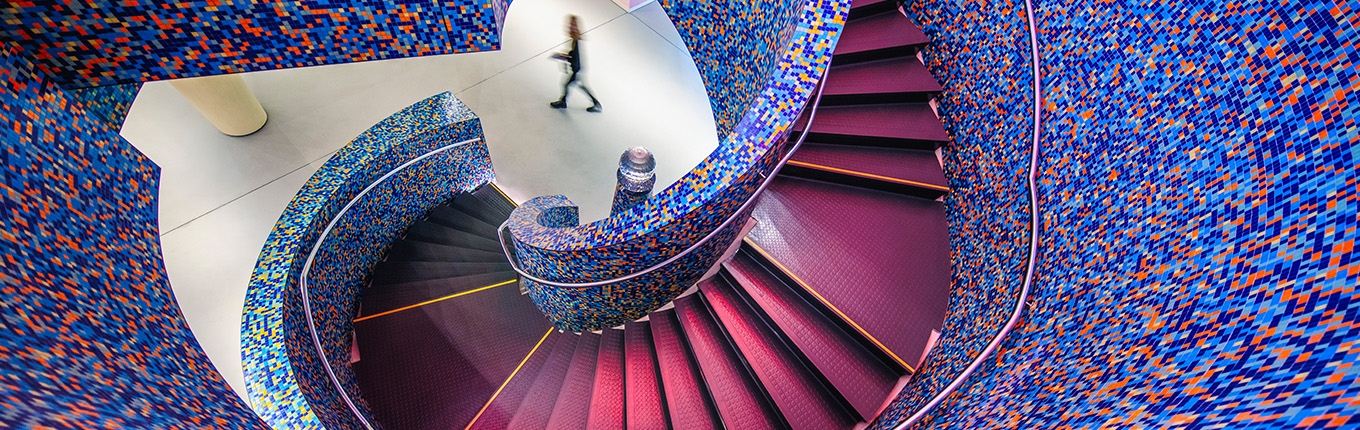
798,103,947,150
700,274,862,428
624,320,669,429
465,330,563,430
823,57,940,105
748,176,951,380
723,250,899,420
674,294,784,430
506,332,581,429
546,333,601,429
833,11,929,65
785,143,949,199
585,329,625,429
651,310,722,429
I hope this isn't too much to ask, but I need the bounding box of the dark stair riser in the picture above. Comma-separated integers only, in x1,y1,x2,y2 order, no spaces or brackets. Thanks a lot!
403,221,504,253
651,310,723,429
780,163,947,200
506,333,581,429
370,261,512,285
384,240,507,263
585,329,625,429
700,274,861,428
546,333,601,429
674,294,786,430
625,320,669,429
725,247,903,419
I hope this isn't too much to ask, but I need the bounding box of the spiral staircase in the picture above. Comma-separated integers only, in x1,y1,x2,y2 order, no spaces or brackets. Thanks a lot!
351,1,954,428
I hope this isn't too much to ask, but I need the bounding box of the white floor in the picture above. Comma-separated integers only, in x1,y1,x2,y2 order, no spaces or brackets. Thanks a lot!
121,0,716,404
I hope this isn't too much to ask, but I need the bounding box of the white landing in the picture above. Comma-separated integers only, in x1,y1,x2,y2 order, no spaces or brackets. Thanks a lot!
120,0,716,404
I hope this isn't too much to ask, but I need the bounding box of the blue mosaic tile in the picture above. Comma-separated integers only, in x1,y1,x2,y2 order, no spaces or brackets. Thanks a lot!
0,0,504,88
242,93,492,429
0,43,267,428
873,0,1360,427
67,83,142,129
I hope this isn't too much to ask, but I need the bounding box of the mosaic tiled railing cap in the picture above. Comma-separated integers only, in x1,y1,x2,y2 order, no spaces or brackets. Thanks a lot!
242,92,487,429
507,0,846,256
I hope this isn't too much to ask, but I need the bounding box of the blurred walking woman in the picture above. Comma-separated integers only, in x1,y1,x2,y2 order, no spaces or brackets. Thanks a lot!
549,15,603,112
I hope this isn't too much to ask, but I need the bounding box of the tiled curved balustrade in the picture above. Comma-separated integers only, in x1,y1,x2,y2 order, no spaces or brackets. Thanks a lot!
505,0,848,331
242,93,493,429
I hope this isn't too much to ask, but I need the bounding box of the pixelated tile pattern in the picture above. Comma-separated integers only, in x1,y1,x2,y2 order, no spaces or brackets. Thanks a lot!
242,92,492,429
67,83,142,129
504,0,848,332
0,0,504,88
873,0,1360,428
0,44,267,429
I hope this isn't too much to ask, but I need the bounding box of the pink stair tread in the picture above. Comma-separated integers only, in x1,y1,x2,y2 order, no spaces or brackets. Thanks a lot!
624,321,668,429
675,294,783,430
585,329,624,429
748,176,952,373
803,103,948,143
790,143,948,188
545,333,600,429
824,57,940,99
835,11,929,57
651,310,721,429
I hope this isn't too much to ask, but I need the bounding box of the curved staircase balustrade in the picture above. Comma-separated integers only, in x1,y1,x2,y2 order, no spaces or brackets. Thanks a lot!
241,92,494,430
501,0,850,332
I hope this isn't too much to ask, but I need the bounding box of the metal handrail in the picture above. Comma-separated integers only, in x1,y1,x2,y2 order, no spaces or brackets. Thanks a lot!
895,0,1044,426
497,74,829,288
299,138,483,430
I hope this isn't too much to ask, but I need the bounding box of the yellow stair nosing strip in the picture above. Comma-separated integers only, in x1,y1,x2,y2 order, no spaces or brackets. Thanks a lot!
785,159,951,192
353,279,518,323
743,237,917,373
464,327,554,430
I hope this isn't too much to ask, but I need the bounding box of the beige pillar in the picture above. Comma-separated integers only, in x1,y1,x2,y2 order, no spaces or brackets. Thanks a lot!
170,75,267,136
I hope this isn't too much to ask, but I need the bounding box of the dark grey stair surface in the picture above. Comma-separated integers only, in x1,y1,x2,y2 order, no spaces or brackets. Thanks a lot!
384,240,507,263
833,10,929,65
652,310,722,430
848,0,897,20
625,320,669,429
452,192,512,226
798,103,948,149
506,332,580,429
471,183,518,217
585,329,625,429
427,205,500,238
674,294,786,430
403,220,503,252
360,271,517,316
369,261,512,285
785,143,949,199
546,333,601,429
701,274,863,427
823,57,941,105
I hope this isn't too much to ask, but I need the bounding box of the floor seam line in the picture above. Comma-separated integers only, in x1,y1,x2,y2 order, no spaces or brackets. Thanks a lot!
159,149,339,237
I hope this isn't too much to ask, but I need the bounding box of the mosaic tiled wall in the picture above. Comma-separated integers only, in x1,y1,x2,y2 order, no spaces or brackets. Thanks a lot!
659,0,807,136
874,0,1360,427
0,0,502,88
506,0,845,331
0,43,267,428
243,93,492,429
67,83,142,130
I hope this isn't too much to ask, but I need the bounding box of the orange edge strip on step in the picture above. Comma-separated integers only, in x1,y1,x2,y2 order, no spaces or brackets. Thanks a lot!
464,327,554,430
786,160,951,192
353,279,518,323
488,182,520,207
743,237,917,373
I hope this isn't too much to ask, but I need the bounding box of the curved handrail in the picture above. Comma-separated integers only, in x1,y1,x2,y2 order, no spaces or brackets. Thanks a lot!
298,138,483,430
496,74,829,289
894,0,1043,426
